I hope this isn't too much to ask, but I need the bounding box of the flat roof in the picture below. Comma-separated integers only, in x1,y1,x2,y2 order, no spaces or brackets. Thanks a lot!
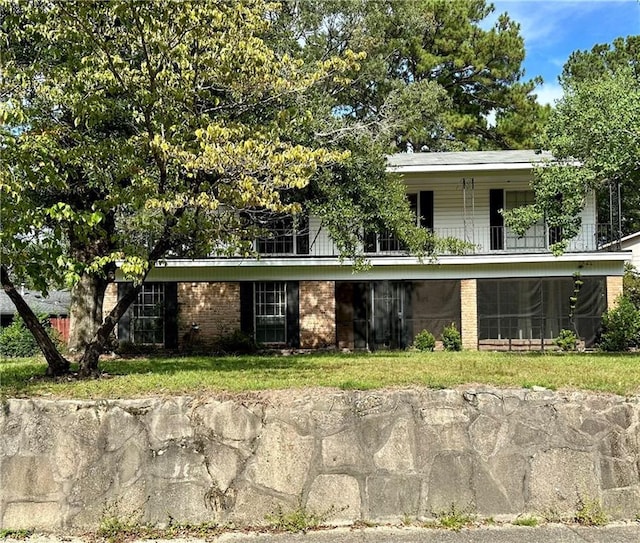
386,150,555,173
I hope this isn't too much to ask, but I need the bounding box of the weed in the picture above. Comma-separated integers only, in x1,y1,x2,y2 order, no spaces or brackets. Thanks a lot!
401,513,416,526
574,495,608,526
554,329,578,352
0,529,33,540
512,515,539,527
96,501,144,543
432,503,476,532
265,504,338,533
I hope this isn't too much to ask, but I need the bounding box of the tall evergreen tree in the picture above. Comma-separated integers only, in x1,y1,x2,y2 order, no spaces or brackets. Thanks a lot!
274,0,547,151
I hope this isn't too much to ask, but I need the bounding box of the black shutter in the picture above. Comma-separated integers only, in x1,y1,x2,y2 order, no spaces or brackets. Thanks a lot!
117,283,132,342
490,189,504,250
286,281,300,348
164,282,178,349
419,191,434,230
240,282,254,336
353,282,369,349
296,215,310,255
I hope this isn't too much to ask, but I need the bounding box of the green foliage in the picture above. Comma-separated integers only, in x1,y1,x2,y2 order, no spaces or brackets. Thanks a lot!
599,296,640,352
623,264,640,309
554,329,578,352
0,1,369,373
0,316,62,358
0,529,33,539
214,330,258,355
432,504,476,532
279,0,544,150
265,504,337,533
414,330,436,352
512,515,539,527
441,323,462,352
506,54,640,248
573,495,609,526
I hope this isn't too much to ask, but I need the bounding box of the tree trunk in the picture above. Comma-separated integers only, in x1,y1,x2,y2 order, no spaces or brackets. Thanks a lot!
0,265,70,376
68,273,109,354
76,217,177,378
77,281,144,378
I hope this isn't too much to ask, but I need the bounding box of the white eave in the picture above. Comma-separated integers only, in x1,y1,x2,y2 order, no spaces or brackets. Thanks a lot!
152,251,631,269
389,162,543,173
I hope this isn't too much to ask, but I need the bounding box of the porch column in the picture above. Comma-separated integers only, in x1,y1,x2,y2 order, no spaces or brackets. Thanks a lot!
606,275,624,311
460,279,478,350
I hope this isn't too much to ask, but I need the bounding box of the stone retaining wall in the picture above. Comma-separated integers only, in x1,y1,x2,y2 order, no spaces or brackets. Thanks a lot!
1,388,639,530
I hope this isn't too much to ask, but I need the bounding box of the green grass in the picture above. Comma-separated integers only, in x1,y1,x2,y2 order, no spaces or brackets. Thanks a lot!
1,350,640,399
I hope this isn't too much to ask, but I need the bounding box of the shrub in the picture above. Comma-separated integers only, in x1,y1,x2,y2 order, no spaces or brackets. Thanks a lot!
554,329,578,351
441,323,462,351
599,295,640,352
214,330,258,354
0,318,38,357
623,263,640,308
414,330,436,351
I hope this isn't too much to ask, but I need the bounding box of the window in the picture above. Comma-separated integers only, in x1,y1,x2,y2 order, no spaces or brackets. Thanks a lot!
132,284,165,345
504,190,546,251
254,282,287,344
365,191,433,253
256,216,309,255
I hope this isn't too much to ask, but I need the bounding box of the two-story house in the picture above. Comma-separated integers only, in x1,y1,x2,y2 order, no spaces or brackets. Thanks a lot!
105,150,629,351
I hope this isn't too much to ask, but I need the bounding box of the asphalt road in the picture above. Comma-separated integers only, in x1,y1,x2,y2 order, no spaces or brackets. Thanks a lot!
8,524,640,543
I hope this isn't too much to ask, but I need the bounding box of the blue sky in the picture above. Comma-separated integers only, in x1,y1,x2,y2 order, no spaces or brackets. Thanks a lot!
485,0,640,105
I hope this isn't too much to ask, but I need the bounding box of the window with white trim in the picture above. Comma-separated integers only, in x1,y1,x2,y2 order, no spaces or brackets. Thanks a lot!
254,282,287,344
131,284,165,345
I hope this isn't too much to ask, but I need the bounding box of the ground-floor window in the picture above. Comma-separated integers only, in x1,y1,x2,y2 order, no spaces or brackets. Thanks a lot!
132,283,165,345
118,282,178,348
254,281,287,344
477,277,606,347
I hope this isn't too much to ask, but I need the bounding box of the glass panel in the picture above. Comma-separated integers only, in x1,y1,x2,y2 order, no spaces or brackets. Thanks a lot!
255,282,286,344
505,191,546,251
256,215,308,255
132,284,164,345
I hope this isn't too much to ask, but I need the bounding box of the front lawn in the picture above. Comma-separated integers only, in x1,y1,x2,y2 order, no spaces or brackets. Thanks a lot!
2,351,640,399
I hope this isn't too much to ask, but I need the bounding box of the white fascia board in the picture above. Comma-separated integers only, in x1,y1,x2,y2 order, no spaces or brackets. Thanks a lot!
387,163,538,173
387,160,580,174
146,251,631,271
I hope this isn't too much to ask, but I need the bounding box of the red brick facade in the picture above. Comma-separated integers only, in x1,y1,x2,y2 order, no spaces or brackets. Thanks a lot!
299,281,336,348
178,282,240,348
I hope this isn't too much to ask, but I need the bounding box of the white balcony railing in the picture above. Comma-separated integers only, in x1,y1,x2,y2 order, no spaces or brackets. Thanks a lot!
252,223,620,258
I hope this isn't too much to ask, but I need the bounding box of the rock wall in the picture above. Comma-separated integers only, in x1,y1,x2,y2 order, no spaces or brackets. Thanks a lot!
1,388,640,530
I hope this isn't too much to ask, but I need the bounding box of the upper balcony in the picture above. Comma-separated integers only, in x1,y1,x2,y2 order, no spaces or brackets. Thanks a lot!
253,221,621,258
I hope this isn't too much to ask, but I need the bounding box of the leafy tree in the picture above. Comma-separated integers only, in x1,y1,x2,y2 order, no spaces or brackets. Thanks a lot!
623,263,640,309
561,36,640,235
2,0,407,377
504,61,640,253
274,0,546,151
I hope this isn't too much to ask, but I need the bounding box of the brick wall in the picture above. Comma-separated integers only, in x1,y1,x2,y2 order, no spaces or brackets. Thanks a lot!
300,281,336,348
460,278,478,350
178,282,241,347
103,283,118,319
606,275,624,311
